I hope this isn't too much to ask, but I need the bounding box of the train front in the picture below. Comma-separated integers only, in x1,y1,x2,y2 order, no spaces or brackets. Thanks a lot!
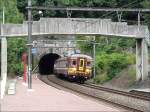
68,54,93,83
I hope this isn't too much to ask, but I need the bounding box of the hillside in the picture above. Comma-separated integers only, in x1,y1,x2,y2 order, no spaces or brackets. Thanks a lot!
102,65,150,91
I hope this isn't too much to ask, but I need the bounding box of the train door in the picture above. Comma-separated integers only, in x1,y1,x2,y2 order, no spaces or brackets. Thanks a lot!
77,58,86,72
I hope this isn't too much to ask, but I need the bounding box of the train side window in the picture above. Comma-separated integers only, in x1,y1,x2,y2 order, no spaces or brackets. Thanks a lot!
72,60,76,65
66,63,68,67
87,61,91,66
62,61,65,68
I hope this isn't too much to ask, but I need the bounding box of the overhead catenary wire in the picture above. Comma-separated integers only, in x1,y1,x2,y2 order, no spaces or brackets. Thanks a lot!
72,0,147,36
100,0,140,18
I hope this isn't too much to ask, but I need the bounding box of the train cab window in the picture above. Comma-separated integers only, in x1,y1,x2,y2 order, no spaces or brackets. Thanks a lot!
87,62,91,66
72,60,76,65
80,60,84,67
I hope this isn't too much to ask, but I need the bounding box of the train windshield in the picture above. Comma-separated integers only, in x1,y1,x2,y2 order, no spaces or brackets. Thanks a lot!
87,61,91,66
72,60,76,65
79,59,84,67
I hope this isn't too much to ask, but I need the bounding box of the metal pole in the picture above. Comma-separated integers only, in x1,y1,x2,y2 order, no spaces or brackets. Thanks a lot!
93,36,96,78
2,7,5,24
27,0,32,89
138,11,140,31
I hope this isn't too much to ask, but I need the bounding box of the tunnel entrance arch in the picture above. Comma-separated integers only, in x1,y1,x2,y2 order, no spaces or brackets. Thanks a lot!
38,53,60,75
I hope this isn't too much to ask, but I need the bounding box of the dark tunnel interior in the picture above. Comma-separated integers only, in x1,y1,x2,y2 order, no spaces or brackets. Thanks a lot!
38,53,60,75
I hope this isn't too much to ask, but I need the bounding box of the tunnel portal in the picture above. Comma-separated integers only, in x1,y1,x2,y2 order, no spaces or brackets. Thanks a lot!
38,53,60,75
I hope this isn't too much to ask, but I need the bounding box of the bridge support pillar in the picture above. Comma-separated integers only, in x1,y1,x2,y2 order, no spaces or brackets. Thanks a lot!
1,37,7,99
136,39,149,81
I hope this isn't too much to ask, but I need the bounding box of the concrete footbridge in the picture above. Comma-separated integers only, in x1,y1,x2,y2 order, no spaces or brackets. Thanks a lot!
0,18,150,41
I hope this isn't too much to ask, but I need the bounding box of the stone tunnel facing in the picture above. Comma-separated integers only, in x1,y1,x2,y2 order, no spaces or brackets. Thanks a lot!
38,53,60,75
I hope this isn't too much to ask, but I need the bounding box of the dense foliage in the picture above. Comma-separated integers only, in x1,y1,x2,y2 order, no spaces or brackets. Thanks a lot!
0,0,23,23
7,38,27,76
93,52,135,83
16,0,150,28
0,0,25,76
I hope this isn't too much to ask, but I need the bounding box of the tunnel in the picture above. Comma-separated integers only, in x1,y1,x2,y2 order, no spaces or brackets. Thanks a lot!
38,53,60,75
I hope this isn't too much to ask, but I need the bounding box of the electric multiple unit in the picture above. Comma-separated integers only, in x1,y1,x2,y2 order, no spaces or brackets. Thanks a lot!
54,54,93,83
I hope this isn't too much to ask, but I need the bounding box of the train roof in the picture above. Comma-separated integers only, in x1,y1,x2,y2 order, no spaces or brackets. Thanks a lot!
70,54,93,60
56,54,93,61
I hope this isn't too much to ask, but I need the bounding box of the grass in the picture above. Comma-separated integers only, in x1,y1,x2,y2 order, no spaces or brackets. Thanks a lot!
93,72,109,84
128,67,136,80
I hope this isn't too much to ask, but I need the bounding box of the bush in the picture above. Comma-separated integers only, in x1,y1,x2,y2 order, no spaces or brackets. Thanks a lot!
107,53,128,79
8,63,24,76
128,67,136,80
7,38,26,76
95,53,110,72
94,52,134,83
93,73,109,84
126,54,136,65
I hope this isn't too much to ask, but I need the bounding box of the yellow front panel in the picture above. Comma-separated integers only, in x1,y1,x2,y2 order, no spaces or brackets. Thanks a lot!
79,59,84,71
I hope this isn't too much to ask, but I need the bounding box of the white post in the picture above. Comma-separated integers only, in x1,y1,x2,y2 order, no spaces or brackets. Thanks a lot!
136,39,149,81
1,37,7,99
141,39,149,80
1,6,7,99
136,39,142,81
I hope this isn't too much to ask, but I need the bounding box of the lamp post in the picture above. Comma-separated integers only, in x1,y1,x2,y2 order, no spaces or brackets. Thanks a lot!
27,0,32,89
2,7,5,24
93,36,96,78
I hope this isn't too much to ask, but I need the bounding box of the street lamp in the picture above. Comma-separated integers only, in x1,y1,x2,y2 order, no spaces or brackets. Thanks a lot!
38,10,43,16
27,0,32,90
93,36,96,78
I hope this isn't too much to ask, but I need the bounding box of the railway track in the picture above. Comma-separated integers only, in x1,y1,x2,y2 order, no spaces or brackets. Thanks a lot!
40,74,150,112
83,83,150,101
129,89,150,98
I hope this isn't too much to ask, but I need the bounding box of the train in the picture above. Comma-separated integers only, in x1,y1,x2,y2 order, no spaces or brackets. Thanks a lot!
54,54,93,83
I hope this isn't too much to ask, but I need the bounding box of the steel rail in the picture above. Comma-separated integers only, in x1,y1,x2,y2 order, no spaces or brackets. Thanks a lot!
83,83,150,101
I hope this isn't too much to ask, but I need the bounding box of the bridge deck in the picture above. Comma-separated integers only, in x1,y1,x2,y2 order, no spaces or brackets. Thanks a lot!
0,18,149,38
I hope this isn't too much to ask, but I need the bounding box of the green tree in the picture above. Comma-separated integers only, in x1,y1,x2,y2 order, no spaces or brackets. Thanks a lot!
141,0,150,28
0,0,23,23
7,38,27,75
0,0,25,76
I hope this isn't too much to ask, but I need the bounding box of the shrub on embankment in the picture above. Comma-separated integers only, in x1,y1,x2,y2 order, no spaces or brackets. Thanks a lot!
93,52,135,84
0,0,25,77
7,38,26,76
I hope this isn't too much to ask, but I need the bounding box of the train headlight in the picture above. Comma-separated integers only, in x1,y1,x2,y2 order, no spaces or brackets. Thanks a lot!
86,69,90,73
72,68,76,71
68,68,76,74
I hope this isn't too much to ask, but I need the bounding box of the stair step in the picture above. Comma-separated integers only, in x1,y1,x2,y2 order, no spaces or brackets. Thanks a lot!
7,80,16,95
